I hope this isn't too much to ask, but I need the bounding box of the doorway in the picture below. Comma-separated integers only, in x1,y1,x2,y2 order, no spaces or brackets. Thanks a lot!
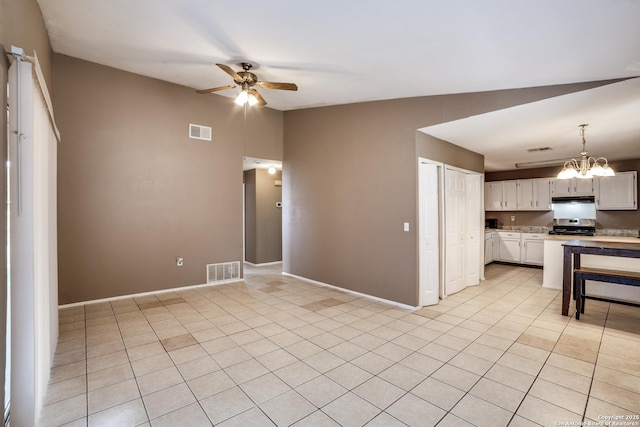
242,157,283,266
418,158,483,306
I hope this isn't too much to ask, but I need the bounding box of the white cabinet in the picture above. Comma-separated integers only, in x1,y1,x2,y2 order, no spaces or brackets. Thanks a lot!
486,179,551,211
494,231,544,265
486,182,505,211
485,181,517,211
503,181,518,210
574,178,595,195
551,178,594,196
595,171,637,210
484,231,495,265
521,233,545,266
516,179,551,211
532,178,551,210
517,180,534,210
497,232,521,263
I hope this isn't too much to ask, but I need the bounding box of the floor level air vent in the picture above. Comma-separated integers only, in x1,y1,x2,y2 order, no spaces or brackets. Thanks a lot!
189,123,212,141
207,261,240,283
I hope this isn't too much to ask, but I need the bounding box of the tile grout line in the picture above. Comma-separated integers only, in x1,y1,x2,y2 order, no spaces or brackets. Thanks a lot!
580,303,611,425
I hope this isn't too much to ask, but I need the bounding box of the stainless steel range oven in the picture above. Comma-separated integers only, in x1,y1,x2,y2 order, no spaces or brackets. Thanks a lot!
548,218,596,236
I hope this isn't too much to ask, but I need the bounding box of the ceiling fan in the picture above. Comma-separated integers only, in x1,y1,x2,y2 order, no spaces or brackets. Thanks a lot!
196,62,298,107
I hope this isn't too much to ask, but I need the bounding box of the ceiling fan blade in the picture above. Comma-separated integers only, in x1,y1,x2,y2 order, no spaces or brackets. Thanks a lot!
216,63,242,81
249,89,267,106
258,81,298,91
196,85,235,94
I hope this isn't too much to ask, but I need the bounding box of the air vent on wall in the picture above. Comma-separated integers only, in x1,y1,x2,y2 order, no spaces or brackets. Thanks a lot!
526,147,552,153
206,261,240,283
189,123,212,141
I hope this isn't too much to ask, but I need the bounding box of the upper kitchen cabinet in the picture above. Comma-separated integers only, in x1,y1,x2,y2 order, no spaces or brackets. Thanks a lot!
595,171,637,210
551,178,594,196
485,180,517,210
486,181,505,210
485,178,551,211
517,178,551,211
503,181,518,210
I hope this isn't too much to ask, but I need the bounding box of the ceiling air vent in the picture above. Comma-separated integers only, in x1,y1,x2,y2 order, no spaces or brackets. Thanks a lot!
526,147,552,153
189,123,212,141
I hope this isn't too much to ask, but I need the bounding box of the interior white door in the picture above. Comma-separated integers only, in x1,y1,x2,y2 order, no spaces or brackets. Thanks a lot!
465,173,481,286
445,168,465,296
418,161,440,306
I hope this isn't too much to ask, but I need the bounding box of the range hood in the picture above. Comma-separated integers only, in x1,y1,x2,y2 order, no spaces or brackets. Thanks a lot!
551,196,595,204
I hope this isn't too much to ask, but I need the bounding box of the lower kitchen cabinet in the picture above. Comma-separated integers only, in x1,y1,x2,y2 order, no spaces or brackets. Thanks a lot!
497,232,521,263
495,231,544,265
484,231,496,264
521,233,545,265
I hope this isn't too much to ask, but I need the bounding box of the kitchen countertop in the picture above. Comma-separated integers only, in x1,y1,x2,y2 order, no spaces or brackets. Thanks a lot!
544,234,640,244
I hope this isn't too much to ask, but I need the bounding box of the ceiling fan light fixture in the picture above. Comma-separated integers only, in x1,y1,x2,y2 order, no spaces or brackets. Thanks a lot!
234,90,249,106
247,92,258,106
556,124,615,180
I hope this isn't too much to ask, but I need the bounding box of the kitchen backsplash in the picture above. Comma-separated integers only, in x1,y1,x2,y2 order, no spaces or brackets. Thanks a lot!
499,226,551,233
595,228,639,237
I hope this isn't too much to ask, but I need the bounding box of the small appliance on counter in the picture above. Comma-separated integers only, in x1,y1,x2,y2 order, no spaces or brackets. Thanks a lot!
548,218,596,236
485,219,498,229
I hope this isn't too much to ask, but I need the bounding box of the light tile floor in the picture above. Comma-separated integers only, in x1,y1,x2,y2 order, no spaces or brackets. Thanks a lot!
40,263,640,427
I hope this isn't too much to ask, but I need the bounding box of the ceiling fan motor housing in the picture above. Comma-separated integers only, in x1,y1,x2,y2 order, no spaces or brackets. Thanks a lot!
236,71,258,87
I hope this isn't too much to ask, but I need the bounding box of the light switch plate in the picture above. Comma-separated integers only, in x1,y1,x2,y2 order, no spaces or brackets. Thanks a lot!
404,222,410,232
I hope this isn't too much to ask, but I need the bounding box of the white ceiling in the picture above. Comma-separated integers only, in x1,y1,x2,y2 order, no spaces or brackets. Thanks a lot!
420,77,640,171
243,157,281,172
37,0,640,171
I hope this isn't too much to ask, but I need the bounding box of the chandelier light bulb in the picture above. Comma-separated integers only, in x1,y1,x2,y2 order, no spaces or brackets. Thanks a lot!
557,124,615,180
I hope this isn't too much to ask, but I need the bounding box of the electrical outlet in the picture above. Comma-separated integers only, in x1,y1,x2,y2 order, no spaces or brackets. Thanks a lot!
176,257,184,267
510,215,515,222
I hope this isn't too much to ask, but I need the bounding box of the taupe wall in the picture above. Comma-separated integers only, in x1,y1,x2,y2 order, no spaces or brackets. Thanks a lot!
1,0,53,410
416,133,484,173
244,169,283,264
283,81,621,306
244,170,257,263
54,54,283,304
485,159,640,229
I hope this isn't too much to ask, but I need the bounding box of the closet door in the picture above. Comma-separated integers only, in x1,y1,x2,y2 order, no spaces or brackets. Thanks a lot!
445,168,465,295
418,162,440,306
465,173,481,286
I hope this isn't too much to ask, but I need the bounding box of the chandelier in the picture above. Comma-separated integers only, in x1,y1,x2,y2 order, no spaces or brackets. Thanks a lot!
557,124,615,179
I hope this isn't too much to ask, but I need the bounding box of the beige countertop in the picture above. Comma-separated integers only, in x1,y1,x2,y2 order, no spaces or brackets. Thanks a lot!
543,234,640,244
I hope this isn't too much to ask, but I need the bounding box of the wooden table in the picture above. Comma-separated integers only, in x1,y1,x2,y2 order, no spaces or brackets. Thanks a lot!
562,239,640,316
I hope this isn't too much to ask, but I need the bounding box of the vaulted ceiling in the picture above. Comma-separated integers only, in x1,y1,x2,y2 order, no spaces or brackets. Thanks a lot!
37,0,640,170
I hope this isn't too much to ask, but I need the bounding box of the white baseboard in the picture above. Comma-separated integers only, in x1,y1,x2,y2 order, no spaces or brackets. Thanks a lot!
58,278,243,309
59,268,418,312
244,261,283,267
281,272,419,311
